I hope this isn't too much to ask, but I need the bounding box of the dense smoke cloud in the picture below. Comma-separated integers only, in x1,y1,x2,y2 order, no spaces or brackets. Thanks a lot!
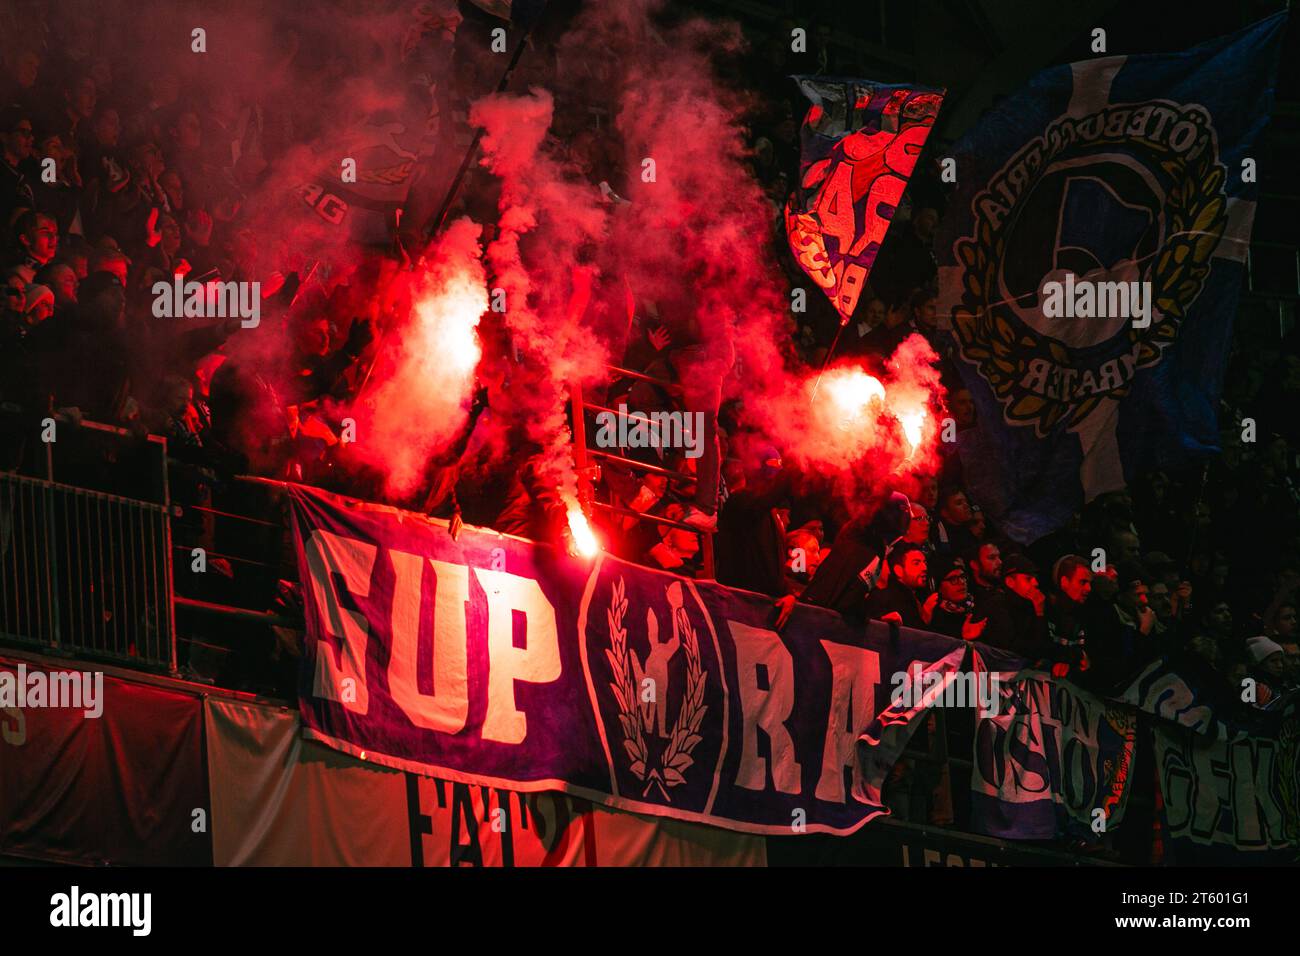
353,217,487,499
27,0,944,519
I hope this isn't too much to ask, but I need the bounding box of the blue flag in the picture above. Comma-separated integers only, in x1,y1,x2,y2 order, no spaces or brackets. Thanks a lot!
936,14,1286,543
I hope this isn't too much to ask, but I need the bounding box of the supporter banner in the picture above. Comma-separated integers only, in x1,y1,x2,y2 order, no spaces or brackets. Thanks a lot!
206,696,764,865
970,673,1137,841
937,14,1286,542
852,644,969,814
785,76,944,320
289,483,965,835
1120,657,1219,732
1152,716,1300,864
0,656,212,866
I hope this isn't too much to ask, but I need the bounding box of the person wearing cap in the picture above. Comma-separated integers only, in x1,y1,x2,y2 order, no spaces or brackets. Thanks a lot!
1244,636,1290,708
22,282,53,324
1144,550,1193,620
976,551,1048,660
1246,636,1287,678
88,245,130,286
1082,563,1164,691
1,267,25,330
921,554,987,641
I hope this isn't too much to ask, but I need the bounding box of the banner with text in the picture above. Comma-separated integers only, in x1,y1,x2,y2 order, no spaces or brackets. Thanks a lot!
970,673,1138,841
1152,716,1300,864
207,696,763,866
290,484,977,835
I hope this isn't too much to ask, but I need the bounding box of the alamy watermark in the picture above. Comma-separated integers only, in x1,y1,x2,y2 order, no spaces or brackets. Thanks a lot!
0,663,103,718
1040,273,1151,328
889,663,1001,715
50,886,151,936
152,277,261,327
593,404,705,459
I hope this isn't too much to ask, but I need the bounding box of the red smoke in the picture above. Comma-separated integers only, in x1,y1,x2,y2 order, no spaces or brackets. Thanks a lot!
471,87,614,510
352,218,488,500
745,333,947,508
100,0,947,524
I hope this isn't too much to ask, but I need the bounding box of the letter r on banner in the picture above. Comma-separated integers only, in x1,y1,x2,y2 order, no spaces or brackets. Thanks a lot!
730,621,802,794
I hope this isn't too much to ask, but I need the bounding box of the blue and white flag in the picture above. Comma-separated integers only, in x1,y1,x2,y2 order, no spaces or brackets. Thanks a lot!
937,14,1286,543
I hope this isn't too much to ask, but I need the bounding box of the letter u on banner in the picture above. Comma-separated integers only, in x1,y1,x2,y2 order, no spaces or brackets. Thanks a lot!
388,552,470,733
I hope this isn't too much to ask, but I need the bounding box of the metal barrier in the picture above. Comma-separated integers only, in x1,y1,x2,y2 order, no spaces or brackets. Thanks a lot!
0,412,175,670
0,471,175,671
572,365,717,578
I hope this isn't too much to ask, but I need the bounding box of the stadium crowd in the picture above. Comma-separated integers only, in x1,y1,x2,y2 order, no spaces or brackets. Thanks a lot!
2,0,1298,760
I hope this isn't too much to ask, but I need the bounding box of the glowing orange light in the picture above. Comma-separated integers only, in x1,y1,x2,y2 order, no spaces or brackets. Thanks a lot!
897,407,927,454
567,508,601,558
413,272,485,375
824,368,886,422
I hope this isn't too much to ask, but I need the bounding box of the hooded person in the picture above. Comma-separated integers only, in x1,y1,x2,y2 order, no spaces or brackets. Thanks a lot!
715,443,804,626
801,490,912,622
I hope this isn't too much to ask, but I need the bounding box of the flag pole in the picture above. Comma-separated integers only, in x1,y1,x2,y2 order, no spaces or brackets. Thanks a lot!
810,316,850,401
422,21,537,244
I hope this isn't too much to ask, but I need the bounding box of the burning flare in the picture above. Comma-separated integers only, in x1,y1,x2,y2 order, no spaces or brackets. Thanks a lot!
824,368,886,427
897,406,927,455
567,508,601,558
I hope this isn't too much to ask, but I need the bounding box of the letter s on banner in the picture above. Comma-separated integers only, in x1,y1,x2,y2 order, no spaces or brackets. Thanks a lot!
304,530,375,713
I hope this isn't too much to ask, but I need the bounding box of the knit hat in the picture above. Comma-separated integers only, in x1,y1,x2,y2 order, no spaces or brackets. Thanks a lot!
23,283,53,312
1246,636,1285,664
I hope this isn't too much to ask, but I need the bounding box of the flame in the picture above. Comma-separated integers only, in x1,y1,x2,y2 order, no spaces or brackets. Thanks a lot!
823,368,886,426
567,508,601,558
897,406,927,455
413,270,484,375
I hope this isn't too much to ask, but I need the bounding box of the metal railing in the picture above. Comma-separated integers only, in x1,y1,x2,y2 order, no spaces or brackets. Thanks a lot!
0,469,175,671
572,364,717,578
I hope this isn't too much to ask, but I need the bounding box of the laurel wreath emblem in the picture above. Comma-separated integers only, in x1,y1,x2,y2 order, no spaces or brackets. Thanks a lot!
951,107,1227,436
605,577,707,801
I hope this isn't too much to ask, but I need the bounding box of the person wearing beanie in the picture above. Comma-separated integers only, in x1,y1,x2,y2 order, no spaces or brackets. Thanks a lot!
1246,635,1286,673
1243,636,1290,709
23,281,52,323
922,554,987,641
